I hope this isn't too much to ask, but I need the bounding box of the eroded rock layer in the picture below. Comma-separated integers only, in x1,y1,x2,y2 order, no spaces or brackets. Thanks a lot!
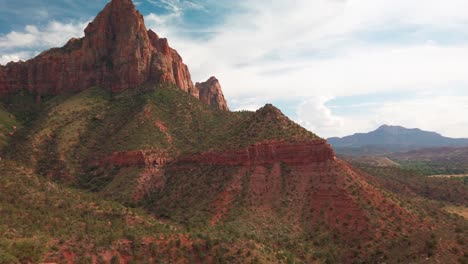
179,140,335,165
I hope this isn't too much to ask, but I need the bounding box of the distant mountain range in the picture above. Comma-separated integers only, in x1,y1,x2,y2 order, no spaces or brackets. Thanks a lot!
328,125,468,156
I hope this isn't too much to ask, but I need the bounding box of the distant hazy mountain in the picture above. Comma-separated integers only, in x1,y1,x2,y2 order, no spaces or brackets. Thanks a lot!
328,125,468,156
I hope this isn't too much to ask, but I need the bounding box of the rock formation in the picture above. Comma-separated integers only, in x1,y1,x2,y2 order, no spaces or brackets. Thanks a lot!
0,0,228,110
179,140,335,165
161,140,418,239
101,149,170,167
196,77,229,111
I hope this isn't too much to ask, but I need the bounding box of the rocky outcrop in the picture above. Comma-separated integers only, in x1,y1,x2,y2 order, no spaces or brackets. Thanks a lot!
178,140,336,165
0,0,219,103
160,140,420,241
195,77,229,111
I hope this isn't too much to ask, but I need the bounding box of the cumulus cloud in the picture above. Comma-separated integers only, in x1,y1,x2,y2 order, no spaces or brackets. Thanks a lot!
296,97,344,137
0,20,88,65
296,95,468,138
150,0,468,96
0,51,36,65
143,0,468,137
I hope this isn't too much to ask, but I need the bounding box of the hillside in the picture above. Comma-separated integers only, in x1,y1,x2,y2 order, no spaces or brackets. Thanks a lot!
3,85,317,184
0,106,19,149
328,125,468,156
0,160,288,264
2,84,465,263
389,147,468,175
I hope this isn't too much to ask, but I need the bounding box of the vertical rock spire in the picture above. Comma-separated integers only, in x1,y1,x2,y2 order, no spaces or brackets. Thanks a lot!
196,77,229,111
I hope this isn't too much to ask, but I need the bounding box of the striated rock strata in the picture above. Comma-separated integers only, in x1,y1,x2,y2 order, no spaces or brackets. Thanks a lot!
0,0,228,110
179,140,335,165
158,139,420,240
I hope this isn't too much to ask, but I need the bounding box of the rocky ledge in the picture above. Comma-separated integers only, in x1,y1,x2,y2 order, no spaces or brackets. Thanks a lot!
178,140,336,166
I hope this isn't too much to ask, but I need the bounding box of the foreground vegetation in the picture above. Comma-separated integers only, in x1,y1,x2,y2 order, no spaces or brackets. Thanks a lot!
0,160,287,263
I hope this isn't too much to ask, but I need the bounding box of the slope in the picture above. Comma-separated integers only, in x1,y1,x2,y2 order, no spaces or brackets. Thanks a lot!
0,159,294,264
0,107,19,149
2,84,317,196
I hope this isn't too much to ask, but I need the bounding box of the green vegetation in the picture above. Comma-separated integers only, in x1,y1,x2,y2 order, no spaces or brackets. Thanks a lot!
1,85,467,263
0,160,170,247
0,85,321,263
355,163,468,206
0,107,20,149
0,160,284,263
399,160,468,175
2,85,318,182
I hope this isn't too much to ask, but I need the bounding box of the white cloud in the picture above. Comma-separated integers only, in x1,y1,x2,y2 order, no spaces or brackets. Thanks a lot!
144,0,468,137
0,51,35,65
230,97,268,112
375,96,468,138
0,20,88,65
296,97,344,137
153,0,468,96
296,95,468,138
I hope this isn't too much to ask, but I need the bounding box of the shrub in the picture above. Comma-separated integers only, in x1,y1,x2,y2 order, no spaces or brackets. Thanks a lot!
9,238,46,263
111,255,121,264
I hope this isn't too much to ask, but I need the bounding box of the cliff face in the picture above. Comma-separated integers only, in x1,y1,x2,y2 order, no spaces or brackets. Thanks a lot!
179,140,335,165
196,77,229,111
157,140,419,241
101,149,170,167
0,0,213,104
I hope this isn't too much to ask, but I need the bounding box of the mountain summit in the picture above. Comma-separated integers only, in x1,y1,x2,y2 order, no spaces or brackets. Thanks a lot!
0,0,228,110
328,124,468,155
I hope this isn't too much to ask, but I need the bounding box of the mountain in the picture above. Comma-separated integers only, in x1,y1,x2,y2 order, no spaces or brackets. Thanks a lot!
328,124,468,156
3,86,431,263
0,0,227,111
0,1,466,263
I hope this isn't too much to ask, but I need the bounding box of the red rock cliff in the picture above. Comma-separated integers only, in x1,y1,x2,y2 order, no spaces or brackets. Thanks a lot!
100,149,170,167
179,140,336,165
0,0,222,103
195,77,229,111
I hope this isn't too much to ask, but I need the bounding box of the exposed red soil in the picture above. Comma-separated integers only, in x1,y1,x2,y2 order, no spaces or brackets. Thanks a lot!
167,140,422,242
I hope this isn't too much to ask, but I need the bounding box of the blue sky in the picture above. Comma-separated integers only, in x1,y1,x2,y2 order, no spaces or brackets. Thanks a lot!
1,0,468,138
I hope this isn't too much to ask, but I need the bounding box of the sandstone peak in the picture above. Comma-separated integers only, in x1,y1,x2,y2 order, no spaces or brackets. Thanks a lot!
0,0,227,111
196,76,229,111
84,0,142,41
